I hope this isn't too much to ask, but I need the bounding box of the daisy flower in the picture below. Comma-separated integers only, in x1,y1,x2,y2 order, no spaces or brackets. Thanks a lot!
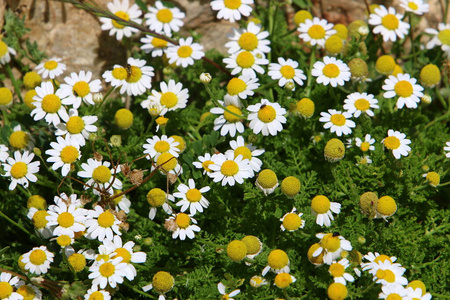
313,233,352,265
165,37,204,68
141,97,168,117
262,249,290,276
250,275,268,287
225,135,264,174
147,187,174,220
152,152,183,176
355,134,376,152
85,206,122,242
280,207,305,232
274,273,296,289
27,208,53,239
46,196,87,238
140,35,170,57
59,70,102,108
225,21,270,54
9,125,35,151
210,0,253,23
247,98,287,136
208,152,252,186
2,151,40,191
0,39,16,65
77,158,122,196
382,73,424,109
0,272,22,300
400,0,429,15
55,109,98,147
369,260,408,286
142,271,175,300
15,281,43,300
45,135,81,176
256,169,279,195
35,57,66,79
425,23,450,57
319,109,355,136
210,98,245,137
444,141,450,158
405,287,432,300
192,153,219,174
31,81,69,126
379,284,409,299
0,144,9,162
110,190,132,214
329,258,355,285
100,0,142,41
143,135,180,160
368,5,410,42
298,17,336,47
268,57,306,90
362,252,400,272
146,79,189,112
145,1,185,36
173,179,210,215
166,213,201,240
343,92,379,118
223,50,269,78
356,156,373,165
311,195,341,227
382,129,411,159
225,75,259,101
218,282,240,300
21,246,54,275
312,56,351,87
88,257,128,289
0,87,13,110
84,286,111,300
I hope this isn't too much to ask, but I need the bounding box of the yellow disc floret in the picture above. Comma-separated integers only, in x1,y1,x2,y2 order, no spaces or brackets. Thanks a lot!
407,280,426,295
322,63,340,78
267,249,289,269
92,165,111,184
170,135,185,152
152,271,174,294
24,90,38,109
226,240,247,262
256,169,278,189
16,284,37,300
73,81,90,98
327,282,348,300
377,196,397,216
223,105,242,123
9,130,29,149
177,46,193,58
381,14,399,30
296,98,315,118
236,51,255,68
97,210,115,228
375,55,396,75
0,87,13,106
394,80,413,97
27,195,47,210
114,108,133,129
157,152,177,172
294,10,312,26
333,24,348,40
68,253,86,272
274,273,293,289
41,94,61,113
238,32,258,51
0,282,13,299
348,58,369,80
29,249,47,265
175,213,190,229
320,233,341,252
308,24,326,39
186,188,202,203
60,146,79,164
425,171,440,187
324,138,345,162
325,35,343,55
307,243,324,265
11,162,28,179
221,160,239,176
234,146,252,160
99,262,115,277
329,262,345,277
281,176,301,198
32,210,49,229
112,248,132,264
241,235,261,255
23,71,42,90
66,116,85,134
384,136,400,150
257,104,276,123
420,64,441,87
56,235,72,247
283,213,302,231
57,212,75,228
156,9,173,23
112,11,130,29
160,92,179,108
311,195,331,214
227,78,246,96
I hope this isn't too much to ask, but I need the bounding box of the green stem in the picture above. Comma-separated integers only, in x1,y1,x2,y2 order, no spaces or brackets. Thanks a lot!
17,185,32,197
5,64,23,102
1,109,8,126
124,282,154,298
283,288,293,300
305,47,316,97
438,181,450,187
408,14,417,64
144,116,156,135
62,249,78,280
98,86,115,110
188,125,202,141
0,210,31,235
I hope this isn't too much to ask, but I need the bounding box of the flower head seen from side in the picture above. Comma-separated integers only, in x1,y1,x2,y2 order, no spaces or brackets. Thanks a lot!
0,87,13,110
247,98,287,136
280,207,305,232
425,23,450,57
382,73,424,109
211,0,253,23
225,135,264,175
0,39,16,65
77,158,122,195
45,135,81,176
27,208,53,239
328,258,355,285
85,206,122,242
382,129,411,159
193,153,219,175
311,195,341,227
88,256,128,289
400,0,429,15
143,135,180,160
166,213,201,240
343,92,379,118
55,109,98,147
226,76,260,103
368,5,410,42
173,179,210,216
147,188,174,220
274,273,296,289
223,50,269,78
145,1,185,36
59,70,102,109
0,271,23,300
140,35,170,57
218,282,240,299
46,195,87,238
268,57,306,90
225,21,271,55
100,0,142,40
35,57,66,79
298,17,336,47
165,37,204,68
312,56,351,87
142,271,175,299
369,260,408,286
21,246,54,275
147,79,189,112
319,109,355,136
262,249,290,276
31,81,69,126
210,98,245,137
2,151,40,191
15,280,43,300
361,252,400,273
314,233,352,265
355,134,376,152
9,125,35,151
208,152,252,186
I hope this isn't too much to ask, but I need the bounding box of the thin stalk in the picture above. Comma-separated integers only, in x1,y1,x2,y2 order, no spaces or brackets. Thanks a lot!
1,109,8,126
124,282,154,298
0,210,31,235
5,64,23,102
305,47,316,97
408,14,417,65
283,289,293,300
62,249,78,280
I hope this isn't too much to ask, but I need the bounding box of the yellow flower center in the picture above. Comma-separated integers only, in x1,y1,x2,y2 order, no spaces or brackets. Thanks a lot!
381,14,399,30
386,294,403,300
322,63,340,78
377,196,397,216
241,235,261,255
325,35,343,54
307,243,324,265
258,104,277,123
57,212,75,228
227,78,247,96
97,211,115,228
257,169,278,188
324,138,345,161
330,113,346,126
32,210,49,229
384,136,401,150
283,213,302,231
224,0,241,9
24,90,38,109
152,271,174,294
112,248,132,264
281,176,301,197
171,135,186,152
238,32,258,51
112,11,130,29
227,240,247,262
126,66,142,83
375,55,395,75
27,195,47,210
156,8,173,23
0,282,13,299
221,160,239,176
96,254,110,262
92,165,112,184
294,10,313,26
373,254,392,264
407,280,426,295
425,171,440,187
329,262,345,277
308,24,326,39
115,108,133,129
66,116,85,134
73,81,90,98
223,105,242,123
17,284,37,300
280,65,295,79
112,67,127,80
297,98,315,118
99,262,115,277
354,98,370,111
0,87,13,105
0,41,8,56
360,141,370,152
420,64,441,87
60,146,79,164
88,291,105,300
321,233,341,252
311,195,331,214
41,94,61,113
234,146,252,160
177,45,193,58
202,160,214,172
68,253,86,273
407,2,418,10
438,29,450,45
151,37,168,48
328,283,348,299
11,161,28,179
9,131,29,149
160,92,179,108
22,71,42,89
56,235,72,247
376,269,396,283
267,249,289,269
154,140,170,153
175,213,191,228
274,273,293,289
29,249,47,265
44,60,58,70
186,188,202,203
156,116,168,126
157,152,177,172
147,188,166,207
394,80,413,97
236,51,255,69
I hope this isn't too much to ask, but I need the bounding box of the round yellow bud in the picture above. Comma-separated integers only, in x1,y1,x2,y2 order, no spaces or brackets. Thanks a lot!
114,108,133,129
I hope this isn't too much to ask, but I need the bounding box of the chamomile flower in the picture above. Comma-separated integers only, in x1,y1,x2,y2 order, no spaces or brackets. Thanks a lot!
84,286,111,300
211,0,254,23
142,271,175,300
208,152,252,186
0,39,16,65
313,233,352,265
88,256,128,289
141,97,168,116
268,57,306,90
312,56,351,87
400,0,429,15
0,272,22,300
218,282,240,299
15,281,42,300
355,134,376,152
280,207,305,232
210,98,245,137
225,21,270,54
85,206,122,242
143,135,180,160
375,196,397,220
153,152,183,175
31,81,69,126
225,135,264,174
382,73,424,109
174,179,210,215
0,87,13,110
0,144,9,163
329,258,355,285
147,80,189,112
100,0,142,40
77,158,122,196
379,284,408,299
226,75,259,101
147,188,174,220
223,50,269,78
165,37,205,68
319,109,355,136
46,196,87,238
247,98,287,136
361,252,400,272
311,195,341,227
262,249,290,276
369,5,410,42
2,151,40,191
21,246,54,275
369,260,408,286
45,135,81,176
59,71,102,109
343,92,379,118
55,109,98,147
274,273,296,289
444,141,450,158
425,23,450,57
382,129,411,159
193,153,219,175
140,35,170,57
298,17,336,47
35,57,66,79
166,213,201,240
145,1,185,36
250,275,268,288
27,208,53,239
9,125,35,151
